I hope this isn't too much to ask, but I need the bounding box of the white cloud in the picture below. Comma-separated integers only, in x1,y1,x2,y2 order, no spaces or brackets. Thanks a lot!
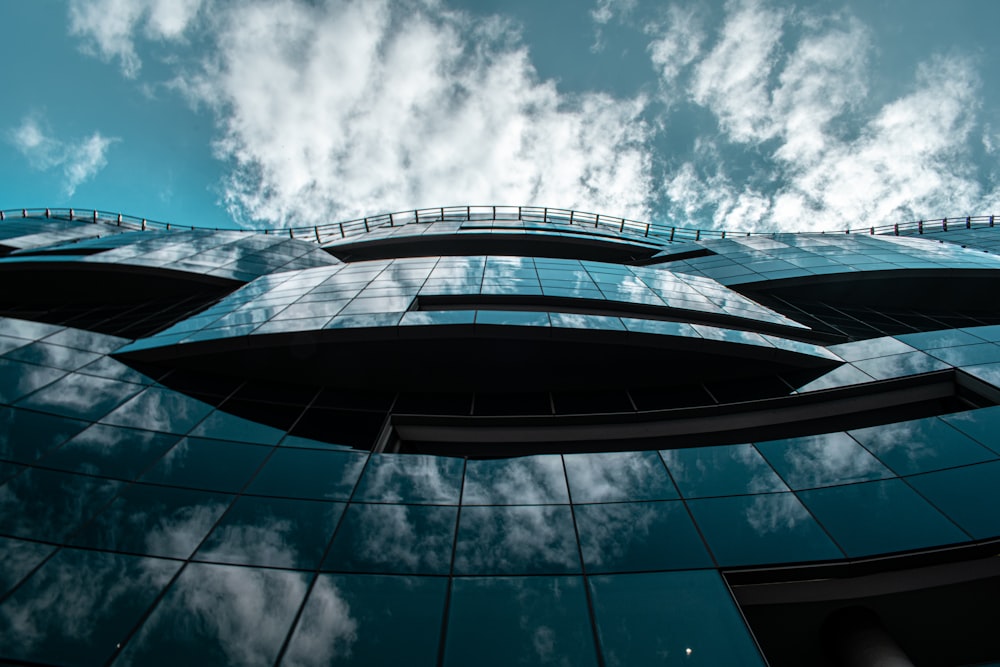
169,0,653,227
689,0,787,143
647,5,705,91
8,116,117,196
67,0,204,77
656,0,989,231
589,0,637,52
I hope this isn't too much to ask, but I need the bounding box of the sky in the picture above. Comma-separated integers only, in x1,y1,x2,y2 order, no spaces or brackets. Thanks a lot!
2,0,999,232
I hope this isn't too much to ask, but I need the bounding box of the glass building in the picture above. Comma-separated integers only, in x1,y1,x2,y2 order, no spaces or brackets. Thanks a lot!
1,206,1000,666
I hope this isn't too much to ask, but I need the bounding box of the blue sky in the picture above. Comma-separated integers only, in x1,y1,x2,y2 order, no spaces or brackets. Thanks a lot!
2,0,999,232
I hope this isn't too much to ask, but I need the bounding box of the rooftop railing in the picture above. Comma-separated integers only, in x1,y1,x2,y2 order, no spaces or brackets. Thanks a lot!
1,206,997,247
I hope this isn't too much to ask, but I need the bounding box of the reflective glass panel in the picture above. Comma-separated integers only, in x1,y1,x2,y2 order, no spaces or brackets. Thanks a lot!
353,454,463,504
0,536,54,597
44,424,180,480
284,574,447,667
197,496,344,569
0,468,123,542
756,432,893,489
114,563,309,667
662,444,788,498
71,484,232,558
247,448,367,501
564,451,677,502
454,505,579,575
0,407,89,464
798,479,968,557
0,548,179,667
687,493,842,566
324,503,456,574
849,417,995,476
575,500,712,572
443,576,597,667
142,438,271,493
906,461,1000,539
462,455,568,505
589,570,765,666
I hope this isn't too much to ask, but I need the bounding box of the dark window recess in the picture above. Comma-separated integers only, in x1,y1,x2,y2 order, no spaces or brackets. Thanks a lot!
733,546,1000,667
0,290,231,339
414,293,838,344
386,370,998,458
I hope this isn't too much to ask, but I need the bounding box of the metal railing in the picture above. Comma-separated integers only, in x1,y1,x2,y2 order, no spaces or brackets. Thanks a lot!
1,206,997,247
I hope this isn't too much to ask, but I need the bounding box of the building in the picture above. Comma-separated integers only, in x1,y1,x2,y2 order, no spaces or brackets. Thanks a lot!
1,205,1000,666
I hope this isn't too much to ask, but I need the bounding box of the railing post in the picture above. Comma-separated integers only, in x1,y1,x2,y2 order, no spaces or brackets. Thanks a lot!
991,215,995,227
918,220,923,234
870,227,874,235
492,205,496,220
415,209,419,224
518,206,522,220
543,208,548,223
569,210,574,224
69,209,73,220
440,207,444,220
45,208,51,218
364,218,369,232
315,226,322,242
644,223,649,237
722,230,726,239
166,223,170,230
695,229,701,241
669,227,675,242
141,219,147,230
894,223,899,235
0,211,4,221
966,216,971,229
466,206,471,221
339,223,344,238
93,210,98,222
942,217,948,231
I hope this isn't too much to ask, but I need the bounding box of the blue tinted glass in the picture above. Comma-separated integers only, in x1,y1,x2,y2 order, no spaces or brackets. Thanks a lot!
798,479,968,557
72,484,231,558
444,576,597,667
687,493,842,566
325,503,456,574
0,549,180,667
15,373,142,420
0,468,123,542
895,330,985,350
247,448,367,500
100,387,214,434
463,455,568,504
849,418,995,475
852,351,950,380
575,500,712,572
187,410,286,445
353,454,463,504
284,574,447,667
590,571,765,666
197,496,344,569
0,407,89,464
663,444,787,498
2,341,101,370
142,437,271,493
0,536,55,597
906,462,1000,539
0,359,65,403
942,406,1000,455
564,451,677,502
454,505,579,574
756,432,893,489
927,343,1000,366
114,563,308,667
44,424,179,480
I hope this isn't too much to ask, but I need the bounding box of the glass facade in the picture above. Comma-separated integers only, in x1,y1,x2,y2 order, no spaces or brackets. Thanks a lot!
2,209,1000,665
